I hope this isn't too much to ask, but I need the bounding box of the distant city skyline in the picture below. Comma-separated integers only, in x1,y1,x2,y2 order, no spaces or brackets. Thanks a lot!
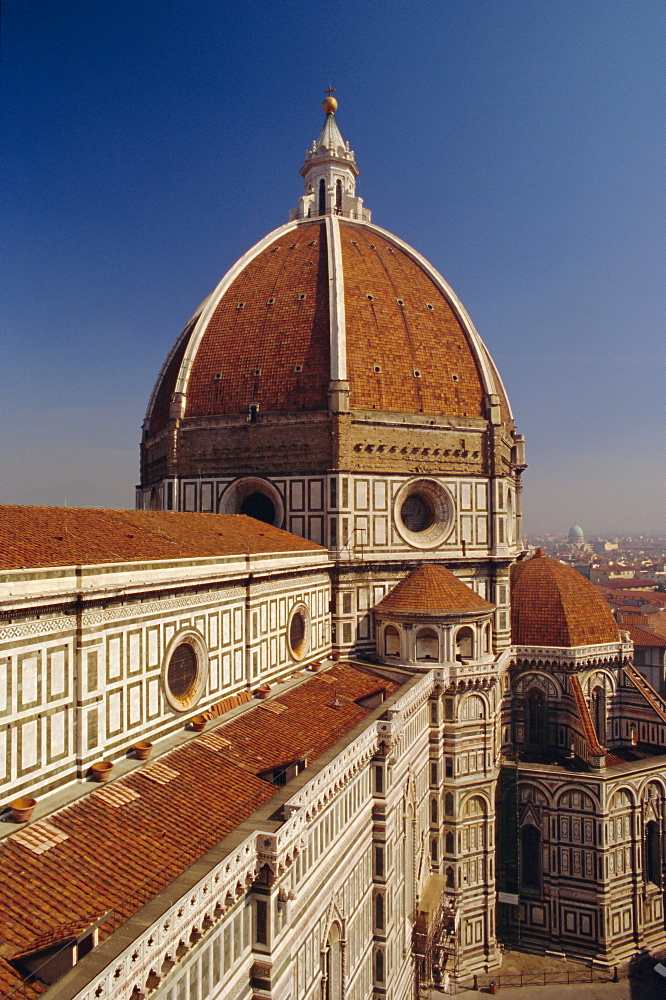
3,0,664,535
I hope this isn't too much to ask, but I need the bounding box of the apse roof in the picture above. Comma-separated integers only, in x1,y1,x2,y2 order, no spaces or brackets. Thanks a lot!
0,507,324,571
375,563,494,617
511,550,620,647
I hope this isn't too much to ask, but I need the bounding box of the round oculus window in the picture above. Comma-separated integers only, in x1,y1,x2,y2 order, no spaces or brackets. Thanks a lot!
400,493,435,533
394,478,454,549
219,476,284,527
288,603,310,660
163,633,208,712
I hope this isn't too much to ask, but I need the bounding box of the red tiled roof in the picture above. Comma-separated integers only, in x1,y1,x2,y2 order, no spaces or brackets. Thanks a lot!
0,507,324,570
623,623,666,648
603,578,657,591
0,955,46,999
0,664,397,973
604,590,666,608
511,550,620,647
147,220,512,432
339,225,495,419
185,222,330,418
375,563,494,617
570,676,606,756
219,662,398,773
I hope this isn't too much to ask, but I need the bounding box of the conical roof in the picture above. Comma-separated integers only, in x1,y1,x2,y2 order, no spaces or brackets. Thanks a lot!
375,563,494,617
511,549,619,647
316,111,346,153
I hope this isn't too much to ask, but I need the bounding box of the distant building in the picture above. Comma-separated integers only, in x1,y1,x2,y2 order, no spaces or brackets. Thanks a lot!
569,524,585,545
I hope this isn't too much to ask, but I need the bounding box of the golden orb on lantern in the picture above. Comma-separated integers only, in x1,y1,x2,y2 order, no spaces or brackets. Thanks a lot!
322,96,338,114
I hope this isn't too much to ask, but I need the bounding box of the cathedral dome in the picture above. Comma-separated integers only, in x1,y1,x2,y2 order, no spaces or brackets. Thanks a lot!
511,550,619,647
144,103,513,438
145,218,512,434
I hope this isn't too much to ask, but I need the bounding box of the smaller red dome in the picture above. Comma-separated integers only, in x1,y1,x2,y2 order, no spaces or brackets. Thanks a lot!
376,563,494,617
511,551,619,647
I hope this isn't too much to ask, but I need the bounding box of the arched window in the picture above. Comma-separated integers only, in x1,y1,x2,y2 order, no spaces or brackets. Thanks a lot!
431,798,438,824
374,948,384,984
335,178,342,212
445,792,454,816
526,689,546,746
416,627,439,661
521,824,541,891
455,627,474,661
318,178,326,215
374,892,384,930
646,821,661,886
384,625,400,658
591,685,606,745
461,694,485,721
446,865,454,889
326,922,342,999
445,831,454,855
484,622,492,653
431,838,438,862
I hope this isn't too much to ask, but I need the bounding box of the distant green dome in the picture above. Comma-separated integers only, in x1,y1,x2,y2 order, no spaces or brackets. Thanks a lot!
568,524,584,540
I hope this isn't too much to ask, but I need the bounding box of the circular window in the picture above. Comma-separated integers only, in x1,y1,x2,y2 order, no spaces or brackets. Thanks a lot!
394,478,454,549
219,477,284,527
163,632,208,712
401,493,435,533
288,603,310,660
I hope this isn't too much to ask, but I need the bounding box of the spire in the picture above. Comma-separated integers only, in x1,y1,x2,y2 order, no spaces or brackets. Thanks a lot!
290,92,371,222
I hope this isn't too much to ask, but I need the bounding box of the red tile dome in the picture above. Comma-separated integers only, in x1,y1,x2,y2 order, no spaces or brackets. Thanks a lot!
144,218,512,435
376,563,494,618
511,550,620,647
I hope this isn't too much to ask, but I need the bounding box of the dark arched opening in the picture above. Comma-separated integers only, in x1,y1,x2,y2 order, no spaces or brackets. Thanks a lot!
646,821,661,886
335,178,342,212
526,689,547,746
591,685,606,745
521,824,541,891
240,492,276,524
318,178,326,215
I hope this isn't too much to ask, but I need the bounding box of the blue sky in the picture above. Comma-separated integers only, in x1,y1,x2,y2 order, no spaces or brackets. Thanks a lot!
2,0,664,535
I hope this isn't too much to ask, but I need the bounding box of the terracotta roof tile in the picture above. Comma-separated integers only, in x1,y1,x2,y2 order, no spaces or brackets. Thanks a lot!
340,225,493,419
511,550,619,647
0,507,324,570
185,222,330,418
0,664,396,978
375,563,494,617
570,676,606,756
623,623,666,648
